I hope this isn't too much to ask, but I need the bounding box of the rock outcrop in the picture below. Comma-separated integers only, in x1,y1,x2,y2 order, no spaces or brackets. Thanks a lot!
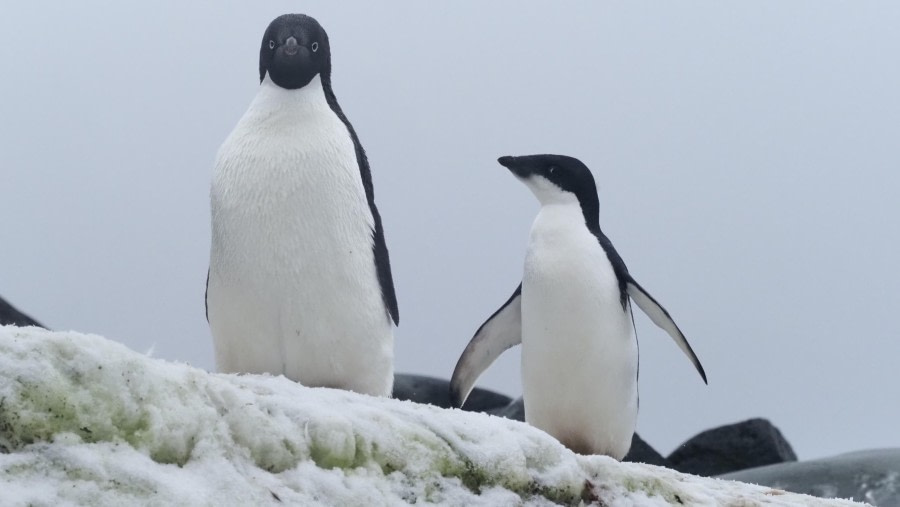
392,374,512,412
668,418,797,476
721,449,900,505
0,295,42,328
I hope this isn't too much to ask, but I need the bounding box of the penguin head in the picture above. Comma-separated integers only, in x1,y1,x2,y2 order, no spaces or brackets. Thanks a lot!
498,154,599,209
259,14,331,89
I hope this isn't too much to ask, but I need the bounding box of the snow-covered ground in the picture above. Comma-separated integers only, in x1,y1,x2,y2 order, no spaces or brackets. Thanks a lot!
0,326,864,506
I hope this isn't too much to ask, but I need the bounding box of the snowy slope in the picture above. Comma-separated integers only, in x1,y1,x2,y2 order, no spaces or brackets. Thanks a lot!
0,327,864,506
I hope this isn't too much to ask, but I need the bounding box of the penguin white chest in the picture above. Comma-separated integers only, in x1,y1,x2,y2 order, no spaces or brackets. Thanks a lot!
520,203,638,458
207,76,393,396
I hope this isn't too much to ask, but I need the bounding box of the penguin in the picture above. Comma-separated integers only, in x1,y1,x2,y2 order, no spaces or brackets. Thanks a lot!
206,14,398,397
449,154,706,458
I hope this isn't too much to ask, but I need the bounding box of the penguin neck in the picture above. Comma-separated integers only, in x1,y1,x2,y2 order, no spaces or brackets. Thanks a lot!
534,196,602,235
534,201,591,237
249,74,336,120
527,178,601,234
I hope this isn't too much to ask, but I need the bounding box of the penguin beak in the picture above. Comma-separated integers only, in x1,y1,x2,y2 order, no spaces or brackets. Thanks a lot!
498,156,529,179
283,36,300,56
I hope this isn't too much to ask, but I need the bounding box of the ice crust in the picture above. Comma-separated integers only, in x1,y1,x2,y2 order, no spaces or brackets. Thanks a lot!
0,326,864,506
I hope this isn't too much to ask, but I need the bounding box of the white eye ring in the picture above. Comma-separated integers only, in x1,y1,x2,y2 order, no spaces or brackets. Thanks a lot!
268,40,276,50
549,167,556,174
311,42,319,52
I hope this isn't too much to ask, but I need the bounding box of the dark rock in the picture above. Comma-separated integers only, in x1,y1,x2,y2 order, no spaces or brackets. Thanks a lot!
668,418,796,477
624,433,669,467
720,448,900,505
487,397,666,465
392,374,512,412
0,295,43,328
487,396,524,421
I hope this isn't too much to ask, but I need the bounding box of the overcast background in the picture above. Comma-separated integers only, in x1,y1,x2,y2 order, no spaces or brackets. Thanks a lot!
2,2,898,460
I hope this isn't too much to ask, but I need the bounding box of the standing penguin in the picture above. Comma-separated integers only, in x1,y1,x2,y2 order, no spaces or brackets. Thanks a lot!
450,155,706,458
207,14,398,396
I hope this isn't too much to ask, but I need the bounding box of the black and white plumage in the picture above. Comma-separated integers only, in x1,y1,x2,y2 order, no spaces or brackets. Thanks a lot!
450,154,706,459
206,14,398,396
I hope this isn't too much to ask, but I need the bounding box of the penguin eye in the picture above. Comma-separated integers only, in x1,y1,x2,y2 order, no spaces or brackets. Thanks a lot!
548,166,557,175
268,40,276,50
311,42,319,52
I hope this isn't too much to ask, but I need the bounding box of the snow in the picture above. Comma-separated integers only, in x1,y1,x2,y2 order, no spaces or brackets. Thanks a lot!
0,326,865,506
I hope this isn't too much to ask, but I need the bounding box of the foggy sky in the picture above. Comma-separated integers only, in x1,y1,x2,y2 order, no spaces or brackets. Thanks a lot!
2,1,899,459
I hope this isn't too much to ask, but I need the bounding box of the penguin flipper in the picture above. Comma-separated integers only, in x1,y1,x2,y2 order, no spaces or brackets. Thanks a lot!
626,279,707,384
205,268,209,323
450,284,522,408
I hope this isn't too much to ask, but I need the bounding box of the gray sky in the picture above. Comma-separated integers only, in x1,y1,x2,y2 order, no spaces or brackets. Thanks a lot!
2,1,899,460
